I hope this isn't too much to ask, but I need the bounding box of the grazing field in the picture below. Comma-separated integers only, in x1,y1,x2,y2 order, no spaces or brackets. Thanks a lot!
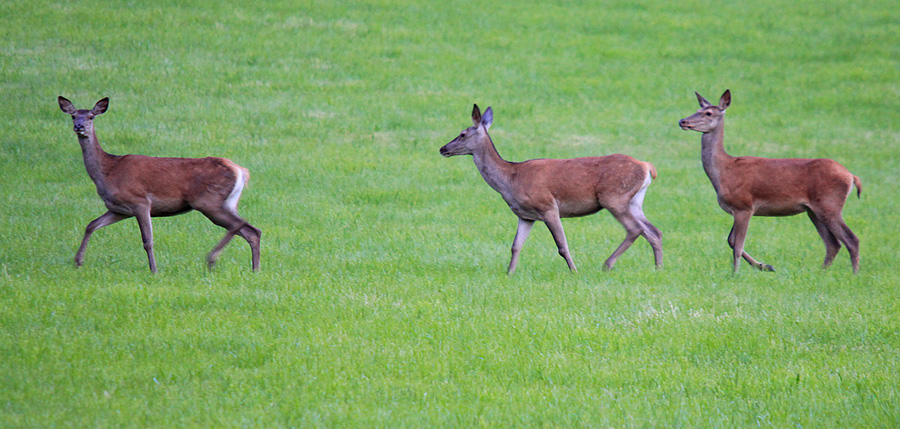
1,0,898,426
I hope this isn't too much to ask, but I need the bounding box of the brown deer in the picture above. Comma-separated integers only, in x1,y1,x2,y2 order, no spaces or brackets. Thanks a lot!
678,90,860,274
440,104,663,274
58,96,261,273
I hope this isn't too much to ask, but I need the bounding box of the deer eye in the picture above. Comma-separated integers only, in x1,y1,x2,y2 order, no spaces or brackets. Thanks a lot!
705,112,711,116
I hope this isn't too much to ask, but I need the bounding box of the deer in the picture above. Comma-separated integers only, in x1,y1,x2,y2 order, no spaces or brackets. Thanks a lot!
58,96,261,273
678,89,860,274
439,104,663,274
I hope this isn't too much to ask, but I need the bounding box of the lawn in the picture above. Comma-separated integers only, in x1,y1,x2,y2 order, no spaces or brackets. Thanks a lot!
1,0,898,426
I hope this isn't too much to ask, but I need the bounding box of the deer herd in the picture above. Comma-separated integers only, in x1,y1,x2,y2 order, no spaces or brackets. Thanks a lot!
58,90,861,275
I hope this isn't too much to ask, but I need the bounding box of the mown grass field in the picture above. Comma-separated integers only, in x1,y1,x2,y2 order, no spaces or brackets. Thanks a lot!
1,0,898,426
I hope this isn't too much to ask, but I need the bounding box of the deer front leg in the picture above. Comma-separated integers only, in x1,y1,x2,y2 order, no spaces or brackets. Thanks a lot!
508,218,534,275
543,212,577,272
727,212,775,273
728,214,749,273
75,211,128,268
134,207,157,273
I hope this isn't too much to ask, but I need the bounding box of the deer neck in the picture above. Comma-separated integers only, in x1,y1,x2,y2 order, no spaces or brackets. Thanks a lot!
77,131,114,192
700,125,732,188
472,135,515,195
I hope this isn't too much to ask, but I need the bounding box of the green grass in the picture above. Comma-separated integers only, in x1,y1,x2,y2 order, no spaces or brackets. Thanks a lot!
2,0,899,426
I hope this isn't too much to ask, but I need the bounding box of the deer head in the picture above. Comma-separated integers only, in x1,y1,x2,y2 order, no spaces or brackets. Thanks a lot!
439,104,494,157
58,96,109,137
679,90,731,133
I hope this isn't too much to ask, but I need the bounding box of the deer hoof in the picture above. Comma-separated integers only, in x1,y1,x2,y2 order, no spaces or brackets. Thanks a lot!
759,263,775,272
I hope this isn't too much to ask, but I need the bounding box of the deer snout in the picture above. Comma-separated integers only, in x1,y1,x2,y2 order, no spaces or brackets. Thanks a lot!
439,145,452,157
678,119,692,130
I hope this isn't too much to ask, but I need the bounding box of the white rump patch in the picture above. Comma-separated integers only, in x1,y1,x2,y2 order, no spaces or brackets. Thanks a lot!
224,166,245,213
629,171,652,219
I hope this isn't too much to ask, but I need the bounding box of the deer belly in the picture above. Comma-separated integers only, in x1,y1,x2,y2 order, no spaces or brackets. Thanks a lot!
557,200,602,218
104,201,135,216
753,203,807,217
150,201,192,216
508,205,541,221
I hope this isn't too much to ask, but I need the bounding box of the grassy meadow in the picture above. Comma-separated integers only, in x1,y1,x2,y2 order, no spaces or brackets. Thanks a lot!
2,0,899,426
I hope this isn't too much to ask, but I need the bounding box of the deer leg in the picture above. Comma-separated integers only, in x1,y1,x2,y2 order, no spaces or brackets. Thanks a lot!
624,181,663,269
604,210,643,270
134,207,157,273
236,223,262,272
207,228,240,270
841,222,860,275
728,212,771,273
641,220,664,269
807,210,841,269
728,215,775,273
633,210,663,269
75,211,129,268
822,215,860,274
543,212,577,272
202,209,261,271
508,218,535,275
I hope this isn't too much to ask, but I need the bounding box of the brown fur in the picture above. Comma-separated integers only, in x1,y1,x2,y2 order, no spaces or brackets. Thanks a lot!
440,104,662,274
58,96,261,272
679,90,859,274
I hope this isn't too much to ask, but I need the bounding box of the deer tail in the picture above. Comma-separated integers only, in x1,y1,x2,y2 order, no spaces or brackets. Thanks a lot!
853,175,861,199
647,162,658,180
221,159,250,212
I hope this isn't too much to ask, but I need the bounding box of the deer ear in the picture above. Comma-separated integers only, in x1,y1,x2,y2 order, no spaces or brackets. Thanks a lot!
92,97,109,115
695,92,712,109
58,96,76,114
718,89,731,110
471,104,482,126
481,107,493,129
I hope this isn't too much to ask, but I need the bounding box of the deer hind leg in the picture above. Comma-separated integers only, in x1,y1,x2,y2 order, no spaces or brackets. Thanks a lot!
508,218,535,275
628,192,663,269
641,218,663,268
201,209,261,271
638,218,663,269
134,206,157,273
821,214,860,274
543,211,577,272
842,223,860,275
207,227,240,270
728,212,774,273
604,210,644,271
807,210,842,269
75,211,129,268
236,222,261,271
